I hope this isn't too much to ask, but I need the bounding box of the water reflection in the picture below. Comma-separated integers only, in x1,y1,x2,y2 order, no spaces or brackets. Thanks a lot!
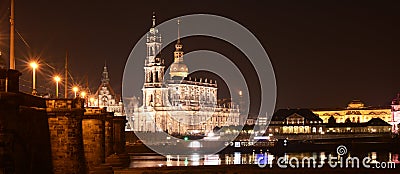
129,151,400,168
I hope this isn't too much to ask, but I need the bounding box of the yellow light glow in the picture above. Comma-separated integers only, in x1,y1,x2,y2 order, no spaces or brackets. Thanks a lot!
72,86,79,92
30,62,38,69
80,91,86,98
54,76,61,82
90,97,95,102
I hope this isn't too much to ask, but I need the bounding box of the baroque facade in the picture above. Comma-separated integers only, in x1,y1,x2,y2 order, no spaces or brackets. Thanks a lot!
312,100,392,124
131,15,240,134
88,65,124,116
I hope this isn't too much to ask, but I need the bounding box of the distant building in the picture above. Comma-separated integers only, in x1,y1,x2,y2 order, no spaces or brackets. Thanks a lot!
325,118,391,133
132,14,240,134
391,94,400,133
124,96,140,131
268,109,324,134
312,100,391,124
266,109,391,135
88,65,124,116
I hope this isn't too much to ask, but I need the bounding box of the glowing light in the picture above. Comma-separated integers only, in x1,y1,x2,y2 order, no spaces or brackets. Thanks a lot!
72,86,78,92
29,61,38,95
29,62,38,69
54,75,61,98
72,86,79,98
54,76,61,82
80,91,86,98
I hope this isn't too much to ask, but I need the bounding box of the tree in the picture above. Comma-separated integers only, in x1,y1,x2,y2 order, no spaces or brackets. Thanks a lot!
328,116,336,124
345,118,352,123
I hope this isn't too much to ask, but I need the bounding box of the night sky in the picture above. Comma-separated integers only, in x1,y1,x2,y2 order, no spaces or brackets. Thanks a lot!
0,0,399,112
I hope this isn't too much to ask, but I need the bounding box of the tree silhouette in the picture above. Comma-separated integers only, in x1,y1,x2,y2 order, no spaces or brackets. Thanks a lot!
328,116,336,124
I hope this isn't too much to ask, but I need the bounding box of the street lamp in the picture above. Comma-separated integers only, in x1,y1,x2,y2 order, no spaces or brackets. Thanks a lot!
54,76,61,98
29,62,38,95
72,86,79,98
80,91,87,107
89,97,95,106
80,91,86,98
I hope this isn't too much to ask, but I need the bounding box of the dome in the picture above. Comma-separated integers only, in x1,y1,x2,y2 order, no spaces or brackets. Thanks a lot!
169,62,188,78
347,100,365,109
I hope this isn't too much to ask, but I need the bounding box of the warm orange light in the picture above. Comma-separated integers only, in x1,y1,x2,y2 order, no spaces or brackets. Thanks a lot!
30,62,38,69
54,76,61,82
72,86,79,92
80,91,86,98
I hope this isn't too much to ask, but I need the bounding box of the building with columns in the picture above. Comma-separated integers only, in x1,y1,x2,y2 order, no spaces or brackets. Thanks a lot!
132,14,240,134
312,100,392,125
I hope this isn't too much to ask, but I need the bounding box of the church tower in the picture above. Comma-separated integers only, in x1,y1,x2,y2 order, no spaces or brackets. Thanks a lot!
169,19,188,79
101,65,110,85
143,13,166,108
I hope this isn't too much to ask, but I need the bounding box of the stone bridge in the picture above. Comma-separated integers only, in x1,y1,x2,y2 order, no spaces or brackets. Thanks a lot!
0,69,129,173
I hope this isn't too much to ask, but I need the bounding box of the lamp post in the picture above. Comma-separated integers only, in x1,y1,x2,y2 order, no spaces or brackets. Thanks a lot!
80,91,86,98
29,62,38,95
72,86,78,98
54,76,61,98
80,91,87,106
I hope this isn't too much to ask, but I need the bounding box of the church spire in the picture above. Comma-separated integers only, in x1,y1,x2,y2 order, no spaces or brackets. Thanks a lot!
101,63,110,85
152,12,156,28
174,19,183,54
177,19,181,44
169,19,188,79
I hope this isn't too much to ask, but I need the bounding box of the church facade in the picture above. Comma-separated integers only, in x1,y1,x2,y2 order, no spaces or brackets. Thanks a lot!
131,15,240,134
87,65,124,116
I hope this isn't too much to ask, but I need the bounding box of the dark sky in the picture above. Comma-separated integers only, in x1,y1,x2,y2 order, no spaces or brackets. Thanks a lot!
0,0,399,112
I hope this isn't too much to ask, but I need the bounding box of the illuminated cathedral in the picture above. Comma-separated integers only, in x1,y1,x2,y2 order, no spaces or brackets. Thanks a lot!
131,14,240,134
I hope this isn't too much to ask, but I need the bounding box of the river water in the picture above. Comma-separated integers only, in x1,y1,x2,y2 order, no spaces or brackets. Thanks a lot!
129,151,400,168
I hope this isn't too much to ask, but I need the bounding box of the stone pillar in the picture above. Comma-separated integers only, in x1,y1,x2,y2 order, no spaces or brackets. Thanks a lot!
82,108,106,171
0,69,53,173
105,116,129,168
47,99,85,174
112,116,127,154
0,69,21,93
105,114,114,157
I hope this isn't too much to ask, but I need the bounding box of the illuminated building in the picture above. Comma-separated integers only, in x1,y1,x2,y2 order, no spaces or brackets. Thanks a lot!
88,65,124,116
268,109,324,134
312,100,391,124
132,14,240,134
266,109,391,135
391,94,400,133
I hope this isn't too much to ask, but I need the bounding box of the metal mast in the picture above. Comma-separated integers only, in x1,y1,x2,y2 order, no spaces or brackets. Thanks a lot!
10,0,15,69
64,51,68,98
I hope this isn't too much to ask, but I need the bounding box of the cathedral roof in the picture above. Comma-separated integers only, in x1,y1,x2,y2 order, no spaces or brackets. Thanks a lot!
170,62,188,75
